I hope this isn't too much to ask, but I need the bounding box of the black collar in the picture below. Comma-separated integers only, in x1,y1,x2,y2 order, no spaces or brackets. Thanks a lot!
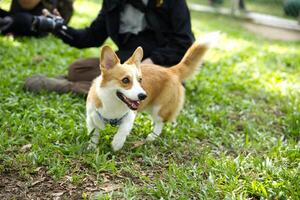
96,111,128,126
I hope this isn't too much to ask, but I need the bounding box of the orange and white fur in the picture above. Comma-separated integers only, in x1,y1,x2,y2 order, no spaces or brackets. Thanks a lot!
86,32,219,151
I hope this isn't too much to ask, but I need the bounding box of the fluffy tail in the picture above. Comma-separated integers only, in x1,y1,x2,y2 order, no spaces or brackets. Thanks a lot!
170,31,220,80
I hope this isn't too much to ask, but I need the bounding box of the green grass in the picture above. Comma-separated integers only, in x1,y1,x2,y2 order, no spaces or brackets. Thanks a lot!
188,0,294,19
1,0,300,199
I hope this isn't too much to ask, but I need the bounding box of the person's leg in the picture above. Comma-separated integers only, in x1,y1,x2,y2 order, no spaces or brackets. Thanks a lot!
24,58,100,95
68,58,100,82
67,57,100,94
24,53,135,95
24,74,74,93
239,0,246,10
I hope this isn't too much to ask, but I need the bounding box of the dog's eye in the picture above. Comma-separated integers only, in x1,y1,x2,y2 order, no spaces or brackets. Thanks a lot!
122,77,130,84
138,78,142,83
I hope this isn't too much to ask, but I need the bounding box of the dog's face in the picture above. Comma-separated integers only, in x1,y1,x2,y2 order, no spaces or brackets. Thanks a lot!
99,46,147,110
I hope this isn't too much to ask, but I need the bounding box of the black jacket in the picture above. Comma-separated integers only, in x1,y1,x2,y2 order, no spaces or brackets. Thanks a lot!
0,0,45,36
57,0,195,66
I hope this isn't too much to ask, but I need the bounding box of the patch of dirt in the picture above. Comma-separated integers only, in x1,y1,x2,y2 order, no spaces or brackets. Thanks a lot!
0,168,123,200
243,22,300,41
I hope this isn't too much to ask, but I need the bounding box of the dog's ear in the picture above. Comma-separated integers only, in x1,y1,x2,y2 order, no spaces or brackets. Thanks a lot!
125,46,143,67
100,46,120,70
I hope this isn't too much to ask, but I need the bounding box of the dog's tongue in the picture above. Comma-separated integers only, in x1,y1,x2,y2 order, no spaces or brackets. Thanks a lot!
130,100,140,109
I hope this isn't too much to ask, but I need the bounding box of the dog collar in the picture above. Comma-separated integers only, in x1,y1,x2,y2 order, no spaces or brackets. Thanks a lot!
96,111,128,126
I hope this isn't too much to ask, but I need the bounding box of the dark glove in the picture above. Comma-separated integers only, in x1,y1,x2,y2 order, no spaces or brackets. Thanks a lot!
52,25,76,44
0,16,13,34
1,12,36,36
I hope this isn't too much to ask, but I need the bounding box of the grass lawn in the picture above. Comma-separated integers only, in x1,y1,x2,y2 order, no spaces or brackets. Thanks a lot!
0,0,300,199
188,0,296,19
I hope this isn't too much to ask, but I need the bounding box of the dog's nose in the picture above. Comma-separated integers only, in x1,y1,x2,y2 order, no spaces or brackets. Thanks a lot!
138,93,147,100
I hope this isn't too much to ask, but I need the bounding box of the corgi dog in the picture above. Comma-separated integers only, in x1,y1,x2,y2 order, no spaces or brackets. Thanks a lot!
86,32,219,151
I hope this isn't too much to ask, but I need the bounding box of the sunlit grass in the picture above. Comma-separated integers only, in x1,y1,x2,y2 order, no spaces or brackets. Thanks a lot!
0,0,300,199
69,0,101,28
0,0,10,10
187,0,293,19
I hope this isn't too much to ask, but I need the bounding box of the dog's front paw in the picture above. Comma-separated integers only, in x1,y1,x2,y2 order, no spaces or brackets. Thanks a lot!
111,138,125,151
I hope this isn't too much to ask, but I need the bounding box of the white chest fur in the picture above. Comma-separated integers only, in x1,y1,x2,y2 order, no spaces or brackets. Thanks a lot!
94,77,130,120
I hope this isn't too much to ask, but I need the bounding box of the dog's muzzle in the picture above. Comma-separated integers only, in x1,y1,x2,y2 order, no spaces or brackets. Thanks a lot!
116,91,146,110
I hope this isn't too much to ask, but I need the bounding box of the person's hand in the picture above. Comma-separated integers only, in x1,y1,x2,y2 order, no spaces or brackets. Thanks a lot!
42,8,61,17
31,9,65,33
141,58,154,64
42,8,51,16
41,9,73,40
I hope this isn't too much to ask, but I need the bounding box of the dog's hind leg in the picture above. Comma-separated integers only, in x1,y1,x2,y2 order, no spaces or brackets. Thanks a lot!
146,106,164,141
146,119,164,141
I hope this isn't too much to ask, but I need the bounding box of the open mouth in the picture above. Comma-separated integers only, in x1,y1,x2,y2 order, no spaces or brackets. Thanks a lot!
116,91,141,110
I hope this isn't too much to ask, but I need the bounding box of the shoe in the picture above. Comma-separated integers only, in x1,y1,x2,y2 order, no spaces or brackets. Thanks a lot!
24,75,73,94
54,75,68,80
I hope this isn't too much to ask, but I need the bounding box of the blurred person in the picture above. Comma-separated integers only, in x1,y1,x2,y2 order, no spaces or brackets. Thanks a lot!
24,0,195,95
284,0,300,17
0,0,73,36
209,0,223,6
209,0,246,10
